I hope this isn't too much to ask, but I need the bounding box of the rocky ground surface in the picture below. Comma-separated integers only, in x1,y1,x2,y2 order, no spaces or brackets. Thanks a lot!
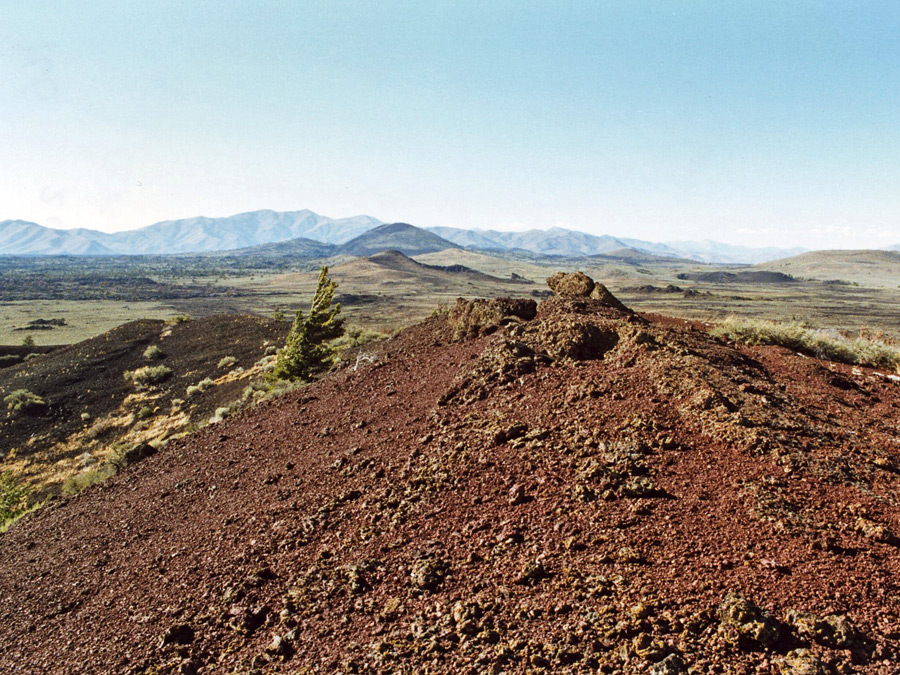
1,277,899,674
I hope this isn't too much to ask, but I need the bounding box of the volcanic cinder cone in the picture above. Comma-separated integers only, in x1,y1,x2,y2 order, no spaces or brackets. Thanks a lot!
2,278,899,673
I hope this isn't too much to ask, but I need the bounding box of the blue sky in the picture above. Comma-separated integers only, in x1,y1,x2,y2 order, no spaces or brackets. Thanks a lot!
1,1,898,248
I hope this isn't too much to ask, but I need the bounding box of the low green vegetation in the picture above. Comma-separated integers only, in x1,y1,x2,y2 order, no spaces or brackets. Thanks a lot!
713,317,900,371
61,464,118,496
4,389,48,415
186,377,215,398
143,344,165,360
124,365,173,386
0,472,32,530
210,406,232,424
332,325,387,352
430,299,450,317
60,442,153,497
271,266,345,382
217,355,238,370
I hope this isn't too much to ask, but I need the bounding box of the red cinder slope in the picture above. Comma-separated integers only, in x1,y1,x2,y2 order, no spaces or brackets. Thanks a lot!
1,289,899,674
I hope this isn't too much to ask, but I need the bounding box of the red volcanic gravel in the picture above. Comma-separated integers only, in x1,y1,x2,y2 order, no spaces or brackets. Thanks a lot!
1,293,899,674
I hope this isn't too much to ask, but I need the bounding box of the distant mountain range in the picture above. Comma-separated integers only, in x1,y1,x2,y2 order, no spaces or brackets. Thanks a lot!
0,209,821,263
425,225,807,264
0,210,380,256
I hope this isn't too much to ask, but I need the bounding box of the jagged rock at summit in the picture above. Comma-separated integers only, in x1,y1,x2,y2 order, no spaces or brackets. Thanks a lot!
1,273,899,674
547,270,596,297
547,270,632,313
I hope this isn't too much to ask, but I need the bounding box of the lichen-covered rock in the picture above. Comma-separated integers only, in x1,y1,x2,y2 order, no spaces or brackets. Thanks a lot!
785,609,858,649
622,476,657,497
340,563,373,595
591,281,632,312
409,557,449,591
718,594,784,648
516,560,548,584
448,297,537,340
227,604,269,635
632,633,666,660
546,271,631,312
650,653,687,675
531,318,619,361
265,634,293,660
776,648,830,675
547,271,596,297
855,517,900,545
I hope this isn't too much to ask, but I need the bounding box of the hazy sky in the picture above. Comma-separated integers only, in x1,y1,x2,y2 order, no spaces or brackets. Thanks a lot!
1,1,898,248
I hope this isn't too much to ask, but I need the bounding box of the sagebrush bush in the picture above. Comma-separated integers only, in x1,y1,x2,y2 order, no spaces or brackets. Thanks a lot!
62,464,117,496
210,406,232,424
713,317,900,371
124,365,172,386
86,418,119,439
143,345,165,360
4,389,47,415
430,300,450,318
331,325,387,352
218,356,238,370
186,377,214,398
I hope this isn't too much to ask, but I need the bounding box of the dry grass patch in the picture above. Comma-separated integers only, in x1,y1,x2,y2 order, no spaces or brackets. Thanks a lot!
713,317,900,371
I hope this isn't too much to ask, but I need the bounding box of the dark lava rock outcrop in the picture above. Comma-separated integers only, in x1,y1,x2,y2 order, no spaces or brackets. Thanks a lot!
1,279,899,674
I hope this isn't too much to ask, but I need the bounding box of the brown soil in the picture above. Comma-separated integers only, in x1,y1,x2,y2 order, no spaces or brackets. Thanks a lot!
1,294,899,674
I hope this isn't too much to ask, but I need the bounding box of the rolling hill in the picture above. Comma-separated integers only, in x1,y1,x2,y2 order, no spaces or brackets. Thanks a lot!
201,236,337,260
1,280,898,672
756,250,900,287
427,226,637,257
338,223,458,257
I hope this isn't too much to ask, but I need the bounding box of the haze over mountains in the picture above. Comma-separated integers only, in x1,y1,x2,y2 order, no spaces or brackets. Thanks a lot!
0,208,855,264
0,211,381,257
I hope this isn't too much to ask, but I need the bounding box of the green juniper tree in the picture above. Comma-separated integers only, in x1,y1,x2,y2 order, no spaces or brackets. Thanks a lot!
271,266,345,382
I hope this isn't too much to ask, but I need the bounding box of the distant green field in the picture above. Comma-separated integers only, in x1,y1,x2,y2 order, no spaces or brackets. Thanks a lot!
0,300,178,346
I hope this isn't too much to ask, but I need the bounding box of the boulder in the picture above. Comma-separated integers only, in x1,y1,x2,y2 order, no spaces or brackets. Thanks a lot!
718,594,784,648
547,271,595,297
590,282,632,312
448,297,537,340
546,272,631,312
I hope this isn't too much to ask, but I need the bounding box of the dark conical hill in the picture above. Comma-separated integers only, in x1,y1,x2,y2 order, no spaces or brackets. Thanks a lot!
339,223,458,257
